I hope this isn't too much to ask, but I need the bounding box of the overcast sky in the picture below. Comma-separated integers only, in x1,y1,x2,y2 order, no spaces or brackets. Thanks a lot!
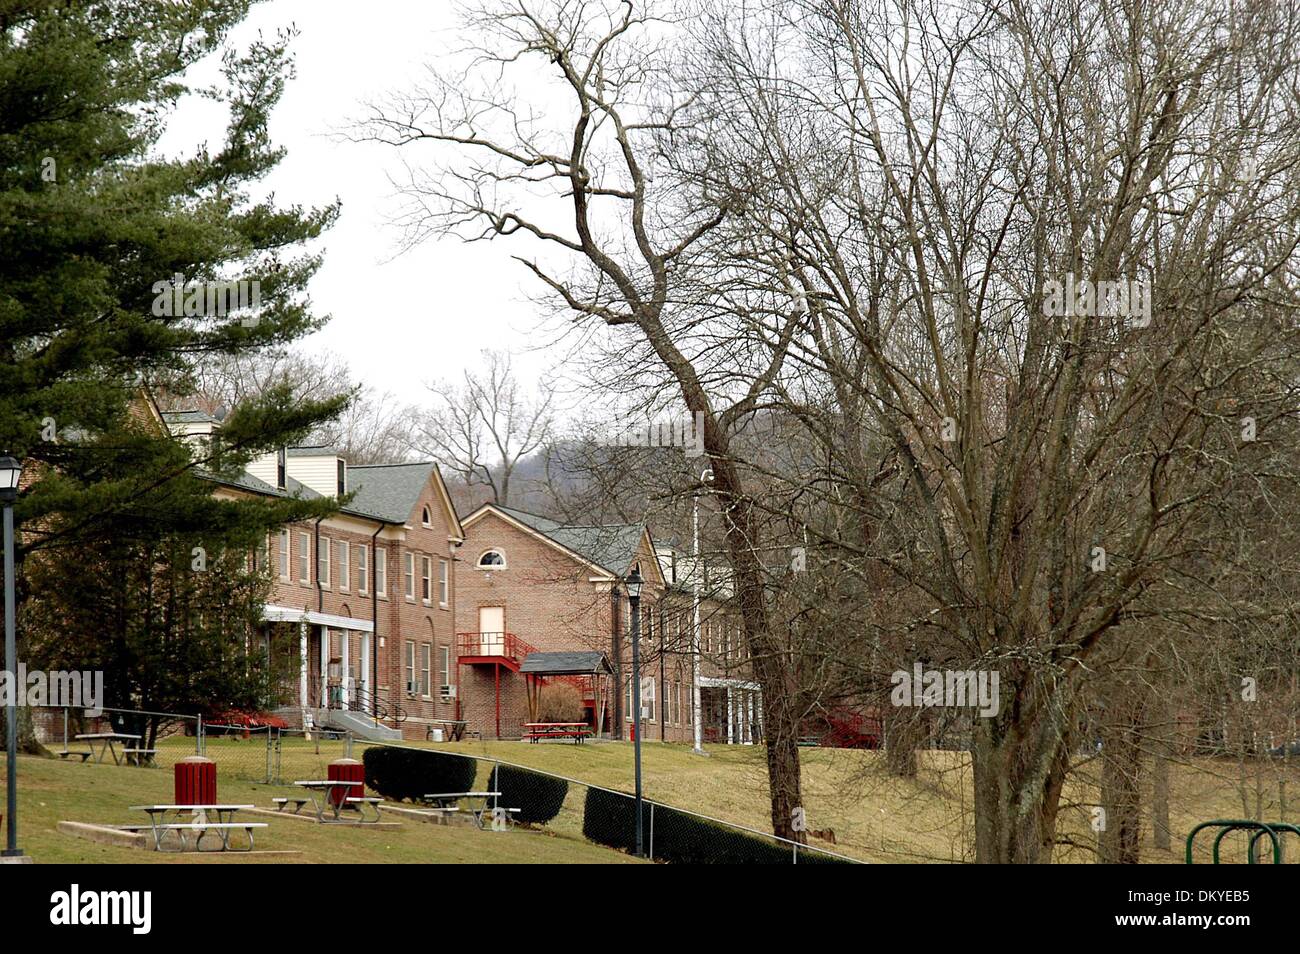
161,0,565,408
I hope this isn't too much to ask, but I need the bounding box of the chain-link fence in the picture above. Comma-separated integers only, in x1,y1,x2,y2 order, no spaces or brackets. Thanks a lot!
361,742,861,864
35,707,859,861
35,706,366,783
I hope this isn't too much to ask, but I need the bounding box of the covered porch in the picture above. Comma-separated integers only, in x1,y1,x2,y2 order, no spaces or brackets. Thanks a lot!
519,651,615,739
263,605,377,715
700,677,763,745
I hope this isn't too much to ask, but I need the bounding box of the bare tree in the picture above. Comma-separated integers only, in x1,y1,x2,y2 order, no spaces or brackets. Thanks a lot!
688,0,1300,862
355,0,813,841
157,349,419,464
416,349,553,507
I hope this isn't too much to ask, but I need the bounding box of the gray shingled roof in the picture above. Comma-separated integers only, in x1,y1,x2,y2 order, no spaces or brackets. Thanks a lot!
347,462,437,524
519,651,614,675
496,506,645,577
161,409,217,424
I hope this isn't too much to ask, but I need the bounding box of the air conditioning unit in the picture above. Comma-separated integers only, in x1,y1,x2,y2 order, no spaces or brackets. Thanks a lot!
440,685,457,700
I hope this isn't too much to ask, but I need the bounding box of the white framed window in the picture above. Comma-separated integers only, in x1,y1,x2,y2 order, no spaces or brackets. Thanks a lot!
255,534,269,572
337,539,350,592
438,645,450,693
404,641,417,694
421,505,432,527
297,531,310,584
356,544,368,595
420,643,432,697
404,551,415,600
625,677,657,722
375,547,387,597
438,559,449,607
477,549,506,569
279,530,290,580
318,535,331,588
421,555,432,604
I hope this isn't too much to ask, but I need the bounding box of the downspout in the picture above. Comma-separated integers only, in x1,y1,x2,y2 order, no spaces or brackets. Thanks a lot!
611,586,623,740
370,525,383,721
660,605,666,742
314,517,325,613
314,516,324,709
450,540,462,722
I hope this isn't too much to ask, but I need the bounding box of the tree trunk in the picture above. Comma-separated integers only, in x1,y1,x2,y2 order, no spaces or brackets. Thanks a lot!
1150,693,1172,852
971,697,1071,863
0,707,48,756
1099,706,1143,864
885,710,920,778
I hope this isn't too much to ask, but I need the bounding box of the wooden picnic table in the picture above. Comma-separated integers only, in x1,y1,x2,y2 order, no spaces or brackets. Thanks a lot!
75,732,142,765
421,791,516,830
522,722,592,744
127,804,263,852
291,779,377,822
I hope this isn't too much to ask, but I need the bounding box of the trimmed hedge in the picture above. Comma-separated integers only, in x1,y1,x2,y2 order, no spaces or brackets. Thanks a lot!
362,746,477,802
487,763,568,825
582,786,853,864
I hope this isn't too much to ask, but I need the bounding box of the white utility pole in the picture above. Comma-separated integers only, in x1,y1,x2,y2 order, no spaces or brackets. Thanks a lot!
692,468,712,754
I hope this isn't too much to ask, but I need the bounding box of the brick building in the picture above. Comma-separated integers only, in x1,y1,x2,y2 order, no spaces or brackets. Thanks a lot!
164,410,464,741
455,505,762,744
161,406,761,745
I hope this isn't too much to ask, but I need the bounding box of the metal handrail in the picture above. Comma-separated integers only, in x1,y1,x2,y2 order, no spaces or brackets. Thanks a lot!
456,631,538,662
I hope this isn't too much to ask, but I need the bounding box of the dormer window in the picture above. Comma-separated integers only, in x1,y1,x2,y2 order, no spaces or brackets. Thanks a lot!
337,459,346,496
477,549,506,569
421,506,432,527
276,447,287,490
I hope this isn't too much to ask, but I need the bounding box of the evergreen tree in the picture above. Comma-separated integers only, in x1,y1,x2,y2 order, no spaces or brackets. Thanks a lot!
0,2,351,744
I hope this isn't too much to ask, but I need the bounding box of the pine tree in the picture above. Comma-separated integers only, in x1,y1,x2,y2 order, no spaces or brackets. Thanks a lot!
0,2,352,745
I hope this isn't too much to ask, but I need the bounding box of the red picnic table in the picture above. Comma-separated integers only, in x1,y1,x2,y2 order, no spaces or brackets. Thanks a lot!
522,722,592,744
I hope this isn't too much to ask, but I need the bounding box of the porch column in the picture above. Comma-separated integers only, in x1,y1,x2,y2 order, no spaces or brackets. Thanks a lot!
726,687,735,744
298,619,309,709
341,630,351,710
319,627,328,707
360,632,371,708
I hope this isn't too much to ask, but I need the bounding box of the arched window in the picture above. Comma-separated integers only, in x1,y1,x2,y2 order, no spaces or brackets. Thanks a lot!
477,549,507,569
421,505,432,527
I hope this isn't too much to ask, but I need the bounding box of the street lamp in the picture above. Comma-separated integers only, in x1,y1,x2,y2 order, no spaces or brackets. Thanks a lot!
0,454,24,861
626,564,644,857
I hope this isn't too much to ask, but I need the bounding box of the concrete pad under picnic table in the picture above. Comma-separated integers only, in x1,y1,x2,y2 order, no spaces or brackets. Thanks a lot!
242,806,403,828
57,820,305,857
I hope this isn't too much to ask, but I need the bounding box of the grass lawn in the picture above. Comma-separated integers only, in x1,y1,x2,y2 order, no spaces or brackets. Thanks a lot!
401,737,1300,864
1,753,642,864
17,733,1298,863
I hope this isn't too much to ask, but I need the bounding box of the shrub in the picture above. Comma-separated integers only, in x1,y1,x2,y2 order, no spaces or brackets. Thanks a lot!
536,682,585,723
581,787,853,864
362,746,477,802
488,763,568,825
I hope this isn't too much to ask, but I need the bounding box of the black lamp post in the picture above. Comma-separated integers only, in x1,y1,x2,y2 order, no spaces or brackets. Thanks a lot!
0,455,23,860
626,565,644,857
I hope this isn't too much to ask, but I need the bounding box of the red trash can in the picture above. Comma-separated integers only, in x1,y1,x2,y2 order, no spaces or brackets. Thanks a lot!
174,755,217,806
328,758,364,810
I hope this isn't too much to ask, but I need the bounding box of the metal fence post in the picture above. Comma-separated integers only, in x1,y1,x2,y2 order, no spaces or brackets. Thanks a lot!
649,803,655,861
265,727,272,783
196,713,203,755
62,707,68,751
